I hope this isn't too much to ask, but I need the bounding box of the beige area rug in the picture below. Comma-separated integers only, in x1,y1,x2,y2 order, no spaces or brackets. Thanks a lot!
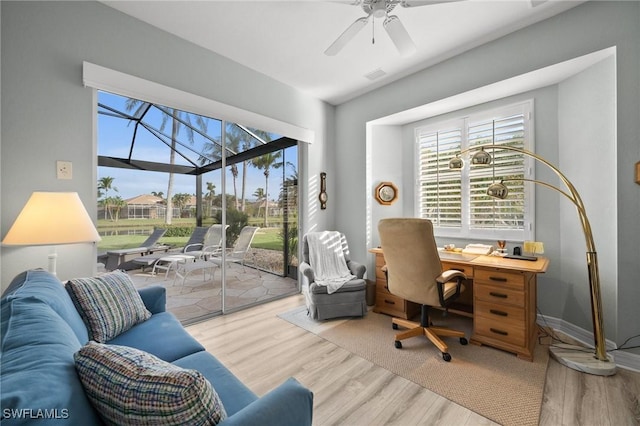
278,305,549,426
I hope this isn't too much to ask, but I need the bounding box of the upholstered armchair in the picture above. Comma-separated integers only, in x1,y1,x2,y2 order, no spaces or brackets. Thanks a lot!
299,231,367,320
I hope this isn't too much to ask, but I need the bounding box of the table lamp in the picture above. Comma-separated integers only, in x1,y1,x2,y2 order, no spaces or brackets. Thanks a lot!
2,192,101,275
450,144,616,376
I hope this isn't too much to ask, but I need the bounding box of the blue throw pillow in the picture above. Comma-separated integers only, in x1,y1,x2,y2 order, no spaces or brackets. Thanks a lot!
66,270,151,342
74,342,227,425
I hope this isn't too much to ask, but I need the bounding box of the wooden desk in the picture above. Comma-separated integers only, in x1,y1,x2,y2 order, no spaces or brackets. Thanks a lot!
369,248,549,361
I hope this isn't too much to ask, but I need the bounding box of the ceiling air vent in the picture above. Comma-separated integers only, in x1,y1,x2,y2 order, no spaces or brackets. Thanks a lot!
364,68,386,81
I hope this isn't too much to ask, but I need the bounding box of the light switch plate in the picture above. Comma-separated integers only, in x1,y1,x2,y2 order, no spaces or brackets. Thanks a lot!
57,161,72,180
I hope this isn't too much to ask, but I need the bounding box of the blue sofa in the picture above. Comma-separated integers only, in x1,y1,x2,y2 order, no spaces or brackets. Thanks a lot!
1,269,313,425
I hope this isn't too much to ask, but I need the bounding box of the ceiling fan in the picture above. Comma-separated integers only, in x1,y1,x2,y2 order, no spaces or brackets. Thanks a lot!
325,0,462,57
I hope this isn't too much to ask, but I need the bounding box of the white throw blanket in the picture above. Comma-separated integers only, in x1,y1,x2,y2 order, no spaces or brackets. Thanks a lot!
307,231,356,294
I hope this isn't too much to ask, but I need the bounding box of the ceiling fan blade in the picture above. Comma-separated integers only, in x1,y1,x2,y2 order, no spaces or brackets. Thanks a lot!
383,15,416,57
324,16,369,56
400,0,463,7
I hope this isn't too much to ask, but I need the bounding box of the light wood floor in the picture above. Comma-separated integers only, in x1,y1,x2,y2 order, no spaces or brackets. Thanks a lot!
186,294,640,425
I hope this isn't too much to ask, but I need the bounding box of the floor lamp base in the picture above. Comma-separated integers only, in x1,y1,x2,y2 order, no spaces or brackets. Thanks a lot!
549,343,616,376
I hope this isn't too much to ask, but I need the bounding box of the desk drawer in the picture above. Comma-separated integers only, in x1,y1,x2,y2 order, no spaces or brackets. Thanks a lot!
376,292,404,311
441,262,474,279
376,278,390,294
475,268,524,290
475,317,525,347
376,266,386,281
374,291,419,319
475,299,525,322
475,283,525,307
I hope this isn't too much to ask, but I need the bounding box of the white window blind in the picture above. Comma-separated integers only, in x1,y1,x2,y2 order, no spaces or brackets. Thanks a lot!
416,102,533,240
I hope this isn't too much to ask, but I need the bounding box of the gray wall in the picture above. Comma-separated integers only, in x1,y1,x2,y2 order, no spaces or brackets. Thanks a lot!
0,1,334,286
557,56,617,339
335,1,639,355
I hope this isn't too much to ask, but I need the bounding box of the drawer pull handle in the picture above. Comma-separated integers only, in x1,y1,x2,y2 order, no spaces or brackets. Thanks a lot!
490,328,508,336
489,276,508,282
489,309,508,317
489,292,508,299
384,299,396,305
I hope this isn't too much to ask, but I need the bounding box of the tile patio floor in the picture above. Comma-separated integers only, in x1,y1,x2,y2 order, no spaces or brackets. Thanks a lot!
125,263,299,324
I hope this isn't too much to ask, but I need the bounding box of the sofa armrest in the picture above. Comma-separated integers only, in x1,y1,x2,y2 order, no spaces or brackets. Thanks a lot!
220,378,313,426
299,262,314,287
138,286,166,314
347,260,366,279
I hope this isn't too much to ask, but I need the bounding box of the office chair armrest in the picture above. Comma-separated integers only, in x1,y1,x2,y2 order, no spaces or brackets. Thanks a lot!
347,260,366,279
437,269,466,283
435,270,466,307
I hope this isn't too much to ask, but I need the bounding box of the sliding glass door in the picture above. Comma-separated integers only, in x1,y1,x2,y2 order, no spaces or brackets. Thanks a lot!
97,90,300,324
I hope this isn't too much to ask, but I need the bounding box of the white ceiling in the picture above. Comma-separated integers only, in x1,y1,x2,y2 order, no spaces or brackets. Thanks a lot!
102,0,583,106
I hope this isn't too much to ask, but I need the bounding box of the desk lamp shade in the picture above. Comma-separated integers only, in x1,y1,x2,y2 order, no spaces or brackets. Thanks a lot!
2,192,101,274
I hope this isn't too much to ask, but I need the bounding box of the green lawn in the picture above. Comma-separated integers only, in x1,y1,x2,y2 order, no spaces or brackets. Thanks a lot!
98,226,284,252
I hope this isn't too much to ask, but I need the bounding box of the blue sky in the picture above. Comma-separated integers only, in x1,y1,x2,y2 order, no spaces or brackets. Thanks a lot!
97,91,297,202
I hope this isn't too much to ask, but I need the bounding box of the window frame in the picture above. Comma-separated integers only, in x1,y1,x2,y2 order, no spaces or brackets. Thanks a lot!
414,100,535,242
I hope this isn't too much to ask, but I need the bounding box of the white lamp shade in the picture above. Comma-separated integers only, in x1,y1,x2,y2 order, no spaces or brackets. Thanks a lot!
2,192,101,246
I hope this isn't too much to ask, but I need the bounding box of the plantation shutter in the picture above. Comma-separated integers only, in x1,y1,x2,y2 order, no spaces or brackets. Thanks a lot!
415,101,532,240
417,127,462,227
468,114,526,231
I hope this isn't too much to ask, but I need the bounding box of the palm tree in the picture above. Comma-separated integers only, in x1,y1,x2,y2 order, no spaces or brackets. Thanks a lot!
204,182,216,218
250,151,283,227
253,187,265,217
98,176,118,220
108,196,127,222
125,100,207,225
224,124,244,210
172,193,192,218
98,176,117,198
279,161,298,208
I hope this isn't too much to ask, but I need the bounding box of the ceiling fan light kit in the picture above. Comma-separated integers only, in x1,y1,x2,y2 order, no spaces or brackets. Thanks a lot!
325,0,461,57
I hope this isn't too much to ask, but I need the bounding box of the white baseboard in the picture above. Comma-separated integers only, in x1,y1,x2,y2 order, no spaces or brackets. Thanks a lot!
537,314,640,373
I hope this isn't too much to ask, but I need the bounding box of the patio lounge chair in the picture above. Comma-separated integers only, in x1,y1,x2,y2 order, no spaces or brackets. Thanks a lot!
129,226,212,271
186,224,229,259
182,226,212,253
208,226,260,274
104,227,168,271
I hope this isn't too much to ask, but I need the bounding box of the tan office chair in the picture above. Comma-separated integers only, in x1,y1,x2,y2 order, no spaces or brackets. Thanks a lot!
378,218,468,362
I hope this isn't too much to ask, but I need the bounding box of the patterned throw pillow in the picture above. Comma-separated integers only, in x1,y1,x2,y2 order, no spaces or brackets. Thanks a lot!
75,341,227,426
66,270,151,342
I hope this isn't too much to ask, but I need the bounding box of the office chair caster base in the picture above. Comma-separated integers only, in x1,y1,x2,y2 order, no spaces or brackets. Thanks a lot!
460,337,468,345
442,352,452,362
394,340,402,349
392,323,399,330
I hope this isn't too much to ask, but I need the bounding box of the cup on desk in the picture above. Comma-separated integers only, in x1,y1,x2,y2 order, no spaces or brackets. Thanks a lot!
444,244,455,251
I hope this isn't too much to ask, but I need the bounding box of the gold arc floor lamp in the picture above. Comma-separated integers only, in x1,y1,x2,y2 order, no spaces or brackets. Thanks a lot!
2,192,101,276
450,144,616,376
